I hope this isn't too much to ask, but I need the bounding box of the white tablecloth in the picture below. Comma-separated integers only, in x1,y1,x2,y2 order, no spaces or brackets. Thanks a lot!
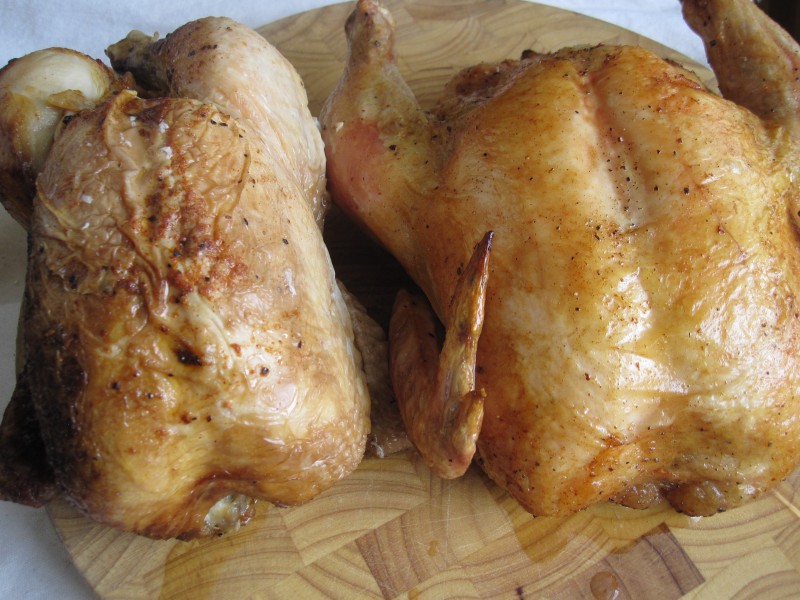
0,1,705,598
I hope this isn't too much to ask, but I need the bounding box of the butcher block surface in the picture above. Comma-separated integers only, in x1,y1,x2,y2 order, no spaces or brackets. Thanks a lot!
47,1,800,598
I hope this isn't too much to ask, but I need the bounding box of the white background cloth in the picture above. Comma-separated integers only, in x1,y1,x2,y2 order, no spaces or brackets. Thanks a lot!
0,1,706,598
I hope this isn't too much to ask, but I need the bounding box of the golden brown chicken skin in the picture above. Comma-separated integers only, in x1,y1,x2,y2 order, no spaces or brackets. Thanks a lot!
0,18,370,539
320,0,800,517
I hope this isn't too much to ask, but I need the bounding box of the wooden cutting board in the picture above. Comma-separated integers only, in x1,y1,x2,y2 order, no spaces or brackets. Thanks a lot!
47,1,800,598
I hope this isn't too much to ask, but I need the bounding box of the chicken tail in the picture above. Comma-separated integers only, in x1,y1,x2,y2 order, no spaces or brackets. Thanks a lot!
389,231,493,479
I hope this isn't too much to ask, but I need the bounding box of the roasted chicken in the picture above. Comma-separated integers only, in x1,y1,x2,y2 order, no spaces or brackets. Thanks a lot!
0,17,371,539
321,0,800,516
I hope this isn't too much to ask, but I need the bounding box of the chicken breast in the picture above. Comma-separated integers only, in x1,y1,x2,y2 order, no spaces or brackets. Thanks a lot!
320,0,800,517
0,18,370,539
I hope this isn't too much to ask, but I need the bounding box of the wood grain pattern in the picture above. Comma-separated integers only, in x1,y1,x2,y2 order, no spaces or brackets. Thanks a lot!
47,1,800,598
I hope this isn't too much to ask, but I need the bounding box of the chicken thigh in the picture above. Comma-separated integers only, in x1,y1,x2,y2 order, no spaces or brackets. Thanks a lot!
320,0,800,517
0,18,370,539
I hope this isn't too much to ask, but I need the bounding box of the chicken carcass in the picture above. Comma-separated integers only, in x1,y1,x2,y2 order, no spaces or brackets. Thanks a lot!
320,0,800,517
0,17,371,539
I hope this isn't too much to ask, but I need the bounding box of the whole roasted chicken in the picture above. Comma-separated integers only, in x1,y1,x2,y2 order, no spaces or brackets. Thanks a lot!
0,17,371,539
321,0,800,517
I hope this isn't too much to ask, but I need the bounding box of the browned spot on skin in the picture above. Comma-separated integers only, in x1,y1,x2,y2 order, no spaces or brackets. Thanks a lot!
175,347,202,366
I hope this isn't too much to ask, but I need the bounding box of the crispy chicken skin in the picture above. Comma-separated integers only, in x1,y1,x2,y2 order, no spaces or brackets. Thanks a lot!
0,18,370,539
320,0,800,516
106,17,329,227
